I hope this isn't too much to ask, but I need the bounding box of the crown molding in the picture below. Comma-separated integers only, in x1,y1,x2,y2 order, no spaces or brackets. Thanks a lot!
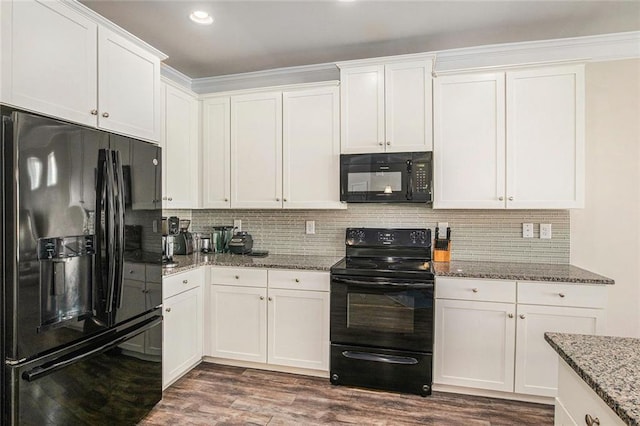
64,0,167,60
199,80,340,100
192,62,339,94
161,64,193,90
336,52,436,69
433,31,640,73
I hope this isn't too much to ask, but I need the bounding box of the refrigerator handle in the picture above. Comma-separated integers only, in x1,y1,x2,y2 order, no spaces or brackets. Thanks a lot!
104,149,117,313
21,315,162,382
113,150,126,309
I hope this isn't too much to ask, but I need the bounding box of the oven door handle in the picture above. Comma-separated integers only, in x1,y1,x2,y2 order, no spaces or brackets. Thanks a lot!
332,276,433,289
342,351,419,365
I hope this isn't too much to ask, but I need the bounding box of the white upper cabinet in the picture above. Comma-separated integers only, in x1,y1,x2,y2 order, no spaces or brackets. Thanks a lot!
433,64,585,209
201,97,231,209
339,57,433,154
97,26,161,142
231,91,283,209
1,0,97,126
282,85,342,209
161,81,199,208
0,0,164,142
506,66,585,209
433,73,506,209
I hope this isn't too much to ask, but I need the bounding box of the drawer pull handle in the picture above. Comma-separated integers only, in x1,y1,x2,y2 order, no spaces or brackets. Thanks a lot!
585,414,600,426
165,307,171,313
519,314,526,319
559,293,566,298
472,288,478,293
508,313,514,318
259,296,265,300
295,278,300,283
183,280,188,284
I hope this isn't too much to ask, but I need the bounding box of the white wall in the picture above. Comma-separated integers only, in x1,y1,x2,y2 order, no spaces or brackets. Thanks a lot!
571,59,640,338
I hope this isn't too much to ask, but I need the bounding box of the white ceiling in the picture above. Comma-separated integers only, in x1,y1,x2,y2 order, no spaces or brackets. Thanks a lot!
80,0,640,79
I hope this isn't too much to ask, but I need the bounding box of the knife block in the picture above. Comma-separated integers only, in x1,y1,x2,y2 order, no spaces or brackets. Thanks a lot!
433,240,451,262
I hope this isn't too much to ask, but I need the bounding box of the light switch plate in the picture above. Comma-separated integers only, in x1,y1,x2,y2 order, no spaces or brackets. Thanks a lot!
305,220,315,235
540,223,552,239
522,223,534,238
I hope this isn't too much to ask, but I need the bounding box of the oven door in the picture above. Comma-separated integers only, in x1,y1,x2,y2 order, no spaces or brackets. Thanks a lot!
330,274,434,353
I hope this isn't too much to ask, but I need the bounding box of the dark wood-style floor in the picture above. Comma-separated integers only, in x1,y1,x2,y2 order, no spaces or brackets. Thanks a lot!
140,363,554,425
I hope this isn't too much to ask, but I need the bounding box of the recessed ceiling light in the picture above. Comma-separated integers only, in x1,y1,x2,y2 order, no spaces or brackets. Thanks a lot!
190,10,213,25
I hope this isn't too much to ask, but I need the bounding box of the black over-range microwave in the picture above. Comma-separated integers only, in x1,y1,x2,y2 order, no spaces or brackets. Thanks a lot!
340,152,433,203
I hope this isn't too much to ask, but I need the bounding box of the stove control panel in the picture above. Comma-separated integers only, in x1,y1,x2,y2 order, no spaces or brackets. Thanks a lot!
345,228,431,248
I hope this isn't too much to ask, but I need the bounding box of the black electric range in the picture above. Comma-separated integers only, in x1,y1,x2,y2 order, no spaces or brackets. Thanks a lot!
329,227,435,397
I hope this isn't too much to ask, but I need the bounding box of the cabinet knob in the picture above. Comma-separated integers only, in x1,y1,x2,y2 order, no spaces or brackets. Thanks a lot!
276,198,280,202
235,275,239,279
283,198,287,202
259,296,265,300
585,414,600,426
472,288,478,293
90,109,98,115
182,279,188,284
519,314,526,319
508,313,514,318
224,198,228,202
102,112,110,118
129,270,134,274
378,142,383,146
295,278,300,283
268,297,273,301
168,197,173,201
165,307,171,312
508,196,514,201
559,293,566,298
498,196,504,201
386,141,391,146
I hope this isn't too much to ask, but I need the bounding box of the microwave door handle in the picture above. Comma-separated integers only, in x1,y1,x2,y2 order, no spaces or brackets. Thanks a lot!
406,160,413,200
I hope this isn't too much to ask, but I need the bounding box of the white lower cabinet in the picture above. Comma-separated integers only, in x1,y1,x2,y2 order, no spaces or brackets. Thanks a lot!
163,268,204,388
434,277,606,398
555,359,624,425
208,267,330,373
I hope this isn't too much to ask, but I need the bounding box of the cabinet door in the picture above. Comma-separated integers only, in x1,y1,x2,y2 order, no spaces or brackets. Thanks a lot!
340,65,385,153
506,65,585,208
231,92,282,208
433,73,506,208
1,0,97,126
384,60,433,152
161,82,199,208
98,26,161,142
282,85,343,209
267,289,329,371
515,304,604,397
434,299,516,392
210,285,267,363
201,97,231,208
163,286,203,388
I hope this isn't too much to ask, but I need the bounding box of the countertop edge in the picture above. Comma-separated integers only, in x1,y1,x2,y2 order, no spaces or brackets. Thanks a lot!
435,271,614,285
544,333,635,426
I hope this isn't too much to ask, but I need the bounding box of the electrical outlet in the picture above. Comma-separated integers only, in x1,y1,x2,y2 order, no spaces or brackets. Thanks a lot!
522,223,534,238
305,220,315,235
233,219,242,232
540,223,552,239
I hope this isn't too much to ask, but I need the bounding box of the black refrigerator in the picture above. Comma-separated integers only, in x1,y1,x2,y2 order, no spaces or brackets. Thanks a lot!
1,108,163,425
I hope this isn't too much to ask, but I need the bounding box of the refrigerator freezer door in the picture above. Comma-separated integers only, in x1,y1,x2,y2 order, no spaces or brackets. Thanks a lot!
5,313,162,425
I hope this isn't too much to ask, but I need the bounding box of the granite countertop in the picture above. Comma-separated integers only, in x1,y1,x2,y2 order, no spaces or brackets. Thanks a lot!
433,260,614,285
163,253,343,276
545,333,639,426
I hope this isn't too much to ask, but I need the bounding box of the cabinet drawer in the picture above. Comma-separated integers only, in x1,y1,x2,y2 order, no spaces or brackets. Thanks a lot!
164,268,203,299
211,267,268,288
123,262,146,281
518,282,607,309
268,270,329,291
436,277,516,303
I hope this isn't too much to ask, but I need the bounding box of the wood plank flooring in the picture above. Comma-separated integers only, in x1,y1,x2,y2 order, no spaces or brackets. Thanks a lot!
140,363,554,425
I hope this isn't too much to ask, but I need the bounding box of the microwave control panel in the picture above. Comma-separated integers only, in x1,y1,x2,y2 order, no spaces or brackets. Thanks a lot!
414,163,429,192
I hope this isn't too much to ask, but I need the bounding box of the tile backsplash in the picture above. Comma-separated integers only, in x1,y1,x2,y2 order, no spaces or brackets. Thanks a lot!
164,205,569,263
